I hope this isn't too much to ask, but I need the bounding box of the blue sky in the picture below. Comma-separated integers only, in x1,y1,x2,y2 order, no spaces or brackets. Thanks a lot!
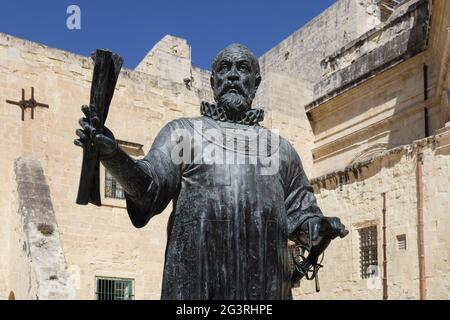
0,1,336,70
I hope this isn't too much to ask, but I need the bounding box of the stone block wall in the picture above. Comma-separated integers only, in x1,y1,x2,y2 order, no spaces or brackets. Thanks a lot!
304,0,450,179
259,0,382,87
296,129,450,300
312,0,430,103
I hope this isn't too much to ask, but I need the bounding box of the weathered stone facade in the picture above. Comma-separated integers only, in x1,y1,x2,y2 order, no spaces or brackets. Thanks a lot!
0,0,448,299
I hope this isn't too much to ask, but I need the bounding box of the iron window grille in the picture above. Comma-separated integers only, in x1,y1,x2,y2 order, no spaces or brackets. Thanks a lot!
359,226,378,279
95,277,134,300
105,170,125,200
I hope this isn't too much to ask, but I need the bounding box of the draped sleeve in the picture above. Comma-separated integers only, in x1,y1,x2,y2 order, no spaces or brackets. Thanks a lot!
125,120,183,228
283,142,323,241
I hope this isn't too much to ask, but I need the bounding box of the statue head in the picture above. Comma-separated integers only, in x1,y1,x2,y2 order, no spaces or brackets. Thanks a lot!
211,44,262,117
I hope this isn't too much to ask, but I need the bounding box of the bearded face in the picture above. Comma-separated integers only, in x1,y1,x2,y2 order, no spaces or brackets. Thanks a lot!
217,84,252,116
211,44,262,118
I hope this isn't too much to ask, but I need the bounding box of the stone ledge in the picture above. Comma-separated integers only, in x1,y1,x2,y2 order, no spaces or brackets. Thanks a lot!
310,130,445,190
305,0,430,113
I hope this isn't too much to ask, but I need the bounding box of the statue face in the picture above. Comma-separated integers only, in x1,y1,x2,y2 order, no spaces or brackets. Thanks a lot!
211,44,262,116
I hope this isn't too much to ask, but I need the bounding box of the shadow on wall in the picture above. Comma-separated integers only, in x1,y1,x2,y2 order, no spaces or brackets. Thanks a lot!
433,143,450,157
386,0,434,150
311,148,406,192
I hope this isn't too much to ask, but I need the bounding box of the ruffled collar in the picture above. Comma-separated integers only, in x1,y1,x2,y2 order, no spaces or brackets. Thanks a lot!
200,101,264,126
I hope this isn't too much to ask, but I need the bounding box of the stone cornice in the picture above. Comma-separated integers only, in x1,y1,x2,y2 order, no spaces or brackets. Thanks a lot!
305,0,430,113
310,126,450,190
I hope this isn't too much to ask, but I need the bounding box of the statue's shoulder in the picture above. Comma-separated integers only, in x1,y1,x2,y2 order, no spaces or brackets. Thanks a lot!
278,136,296,153
168,116,222,131
168,116,205,125
257,126,292,152
263,129,300,162
160,116,204,131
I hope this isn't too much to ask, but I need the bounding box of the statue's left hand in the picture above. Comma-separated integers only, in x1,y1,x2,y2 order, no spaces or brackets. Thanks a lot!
299,216,349,258
316,216,349,242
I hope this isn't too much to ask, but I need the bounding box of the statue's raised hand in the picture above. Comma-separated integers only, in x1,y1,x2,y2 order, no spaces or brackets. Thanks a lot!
74,104,118,158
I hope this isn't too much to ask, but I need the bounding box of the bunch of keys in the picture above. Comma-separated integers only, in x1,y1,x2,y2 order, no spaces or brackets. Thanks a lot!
291,220,325,292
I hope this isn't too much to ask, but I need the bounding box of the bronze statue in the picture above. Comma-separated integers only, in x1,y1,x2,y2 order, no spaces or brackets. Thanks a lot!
74,44,348,300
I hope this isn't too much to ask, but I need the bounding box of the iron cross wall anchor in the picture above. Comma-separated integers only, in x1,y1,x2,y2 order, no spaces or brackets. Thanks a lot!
6,87,49,121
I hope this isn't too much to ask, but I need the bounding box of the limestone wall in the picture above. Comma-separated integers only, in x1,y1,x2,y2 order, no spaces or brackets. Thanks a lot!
294,128,450,300
428,0,450,128
309,53,429,177
420,128,450,298
305,0,450,178
259,0,381,87
312,0,430,103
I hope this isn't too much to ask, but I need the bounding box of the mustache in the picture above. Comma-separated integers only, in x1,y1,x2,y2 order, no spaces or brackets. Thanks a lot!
219,83,248,98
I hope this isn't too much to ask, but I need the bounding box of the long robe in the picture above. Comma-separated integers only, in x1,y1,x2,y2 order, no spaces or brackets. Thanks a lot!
124,116,323,300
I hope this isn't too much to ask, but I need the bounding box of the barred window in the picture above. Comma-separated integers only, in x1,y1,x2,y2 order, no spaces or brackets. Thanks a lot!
359,226,378,279
96,277,134,300
105,170,125,200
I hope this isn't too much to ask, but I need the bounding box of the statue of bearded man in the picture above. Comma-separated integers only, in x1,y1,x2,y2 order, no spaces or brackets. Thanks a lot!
75,43,348,300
